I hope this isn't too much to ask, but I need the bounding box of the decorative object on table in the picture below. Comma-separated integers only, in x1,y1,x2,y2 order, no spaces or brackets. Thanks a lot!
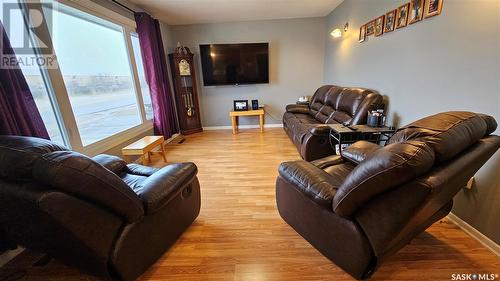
251,100,259,110
409,0,424,24
396,3,410,29
374,15,385,36
229,108,265,134
233,100,249,111
168,43,203,135
424,0,444,18
367,109,386,128
298,96,309,103
359,24,366,42
384,9,396,33
365,20,375,36
297,96,310,105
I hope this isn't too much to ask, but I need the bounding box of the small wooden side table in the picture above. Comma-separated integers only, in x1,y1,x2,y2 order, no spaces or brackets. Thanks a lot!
229,109,265,134
122,136,167,165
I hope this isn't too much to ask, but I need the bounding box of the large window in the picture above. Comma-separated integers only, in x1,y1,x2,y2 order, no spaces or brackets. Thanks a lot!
12,0,153,153
6,5,66,144
45,3,143,145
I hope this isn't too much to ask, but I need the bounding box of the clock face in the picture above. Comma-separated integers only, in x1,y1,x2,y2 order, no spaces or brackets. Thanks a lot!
179,59,191,76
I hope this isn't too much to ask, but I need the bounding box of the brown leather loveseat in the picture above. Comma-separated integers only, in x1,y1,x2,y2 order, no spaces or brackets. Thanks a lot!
0,136,201,281
283,85,383,161
276,112,499,279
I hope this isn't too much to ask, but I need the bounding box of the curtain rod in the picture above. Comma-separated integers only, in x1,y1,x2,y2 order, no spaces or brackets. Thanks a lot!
111,0,136,14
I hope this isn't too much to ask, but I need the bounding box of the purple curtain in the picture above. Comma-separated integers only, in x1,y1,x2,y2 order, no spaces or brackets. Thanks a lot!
0,21,49,139
134,13,178,138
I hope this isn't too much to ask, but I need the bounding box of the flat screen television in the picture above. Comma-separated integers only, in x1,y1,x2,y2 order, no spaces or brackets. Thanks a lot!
199,43,269,86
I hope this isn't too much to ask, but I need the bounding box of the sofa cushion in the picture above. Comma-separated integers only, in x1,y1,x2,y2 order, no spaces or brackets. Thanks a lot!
336,88,367,117
388,112,494,162
33,151,144,222
0,135,68,181
333,140,435,217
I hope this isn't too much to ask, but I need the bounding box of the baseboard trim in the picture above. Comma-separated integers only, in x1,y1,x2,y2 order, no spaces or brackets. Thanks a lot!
447,213,500,257
203,124,283,130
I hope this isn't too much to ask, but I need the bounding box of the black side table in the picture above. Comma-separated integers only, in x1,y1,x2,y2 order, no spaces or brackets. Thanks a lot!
329,124,396,154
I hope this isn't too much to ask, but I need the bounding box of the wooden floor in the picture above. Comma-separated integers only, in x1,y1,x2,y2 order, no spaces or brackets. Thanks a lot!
138,128,500,281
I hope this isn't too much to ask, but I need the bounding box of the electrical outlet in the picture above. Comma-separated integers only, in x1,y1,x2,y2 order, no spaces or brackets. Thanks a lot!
465,177,475,190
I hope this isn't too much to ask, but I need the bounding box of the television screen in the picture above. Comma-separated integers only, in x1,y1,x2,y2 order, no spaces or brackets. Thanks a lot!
199,43,269,86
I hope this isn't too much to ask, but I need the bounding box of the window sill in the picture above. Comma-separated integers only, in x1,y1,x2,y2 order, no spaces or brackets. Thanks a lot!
81,120,154,156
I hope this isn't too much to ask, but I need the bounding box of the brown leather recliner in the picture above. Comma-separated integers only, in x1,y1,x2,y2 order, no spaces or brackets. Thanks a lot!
283,85,384,161
0,136,201,281
276,112,499,279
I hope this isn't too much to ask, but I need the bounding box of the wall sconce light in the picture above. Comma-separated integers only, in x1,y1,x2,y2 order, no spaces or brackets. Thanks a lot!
330,22,349,38
330,28,342,38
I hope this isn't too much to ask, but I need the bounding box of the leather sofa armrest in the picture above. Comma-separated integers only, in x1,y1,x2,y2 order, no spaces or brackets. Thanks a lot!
92,154,127,174
278,160,337,207
136,162,198,214
286,104,309,114
308,124,331,136
341,141,381,164
310,155,344,169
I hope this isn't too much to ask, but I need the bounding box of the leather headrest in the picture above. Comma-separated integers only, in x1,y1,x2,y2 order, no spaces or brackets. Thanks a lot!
0,135,68,181
388,112,496,162
33,151,144,222
333,140,435,217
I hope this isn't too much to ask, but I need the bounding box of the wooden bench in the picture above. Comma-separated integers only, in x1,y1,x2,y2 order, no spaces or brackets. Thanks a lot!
122,136,167,165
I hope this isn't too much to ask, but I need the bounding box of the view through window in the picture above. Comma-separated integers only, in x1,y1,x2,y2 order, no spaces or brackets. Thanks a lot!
45,3,143,145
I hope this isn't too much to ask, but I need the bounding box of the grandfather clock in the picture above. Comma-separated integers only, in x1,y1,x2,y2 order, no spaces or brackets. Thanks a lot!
168,45,203,135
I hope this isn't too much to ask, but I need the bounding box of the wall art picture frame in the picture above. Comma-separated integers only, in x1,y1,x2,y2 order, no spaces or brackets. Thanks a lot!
384,9,396,33
396,3,410,29
233,100,248,111
424,0,444,18
409,0,424,24
359,24,367,42
374,15,385,36
366,20,375,36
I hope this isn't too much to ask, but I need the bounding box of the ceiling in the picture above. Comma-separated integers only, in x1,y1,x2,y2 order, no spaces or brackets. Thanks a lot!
127,0,344,25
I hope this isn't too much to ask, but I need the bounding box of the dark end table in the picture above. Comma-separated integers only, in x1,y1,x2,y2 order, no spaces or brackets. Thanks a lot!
329,124,396,154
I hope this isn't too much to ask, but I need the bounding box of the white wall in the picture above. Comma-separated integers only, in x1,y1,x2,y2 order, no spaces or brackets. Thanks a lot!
168,17,326,127
324,0,500,243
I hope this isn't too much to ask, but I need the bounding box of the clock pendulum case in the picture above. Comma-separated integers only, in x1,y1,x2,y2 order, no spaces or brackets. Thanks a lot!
168,45,203,135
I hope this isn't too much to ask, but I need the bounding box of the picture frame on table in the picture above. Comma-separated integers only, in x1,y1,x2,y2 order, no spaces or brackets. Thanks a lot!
233,100,249,111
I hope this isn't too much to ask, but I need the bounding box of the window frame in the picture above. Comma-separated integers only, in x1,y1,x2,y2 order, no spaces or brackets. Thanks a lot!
20,0,153,156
